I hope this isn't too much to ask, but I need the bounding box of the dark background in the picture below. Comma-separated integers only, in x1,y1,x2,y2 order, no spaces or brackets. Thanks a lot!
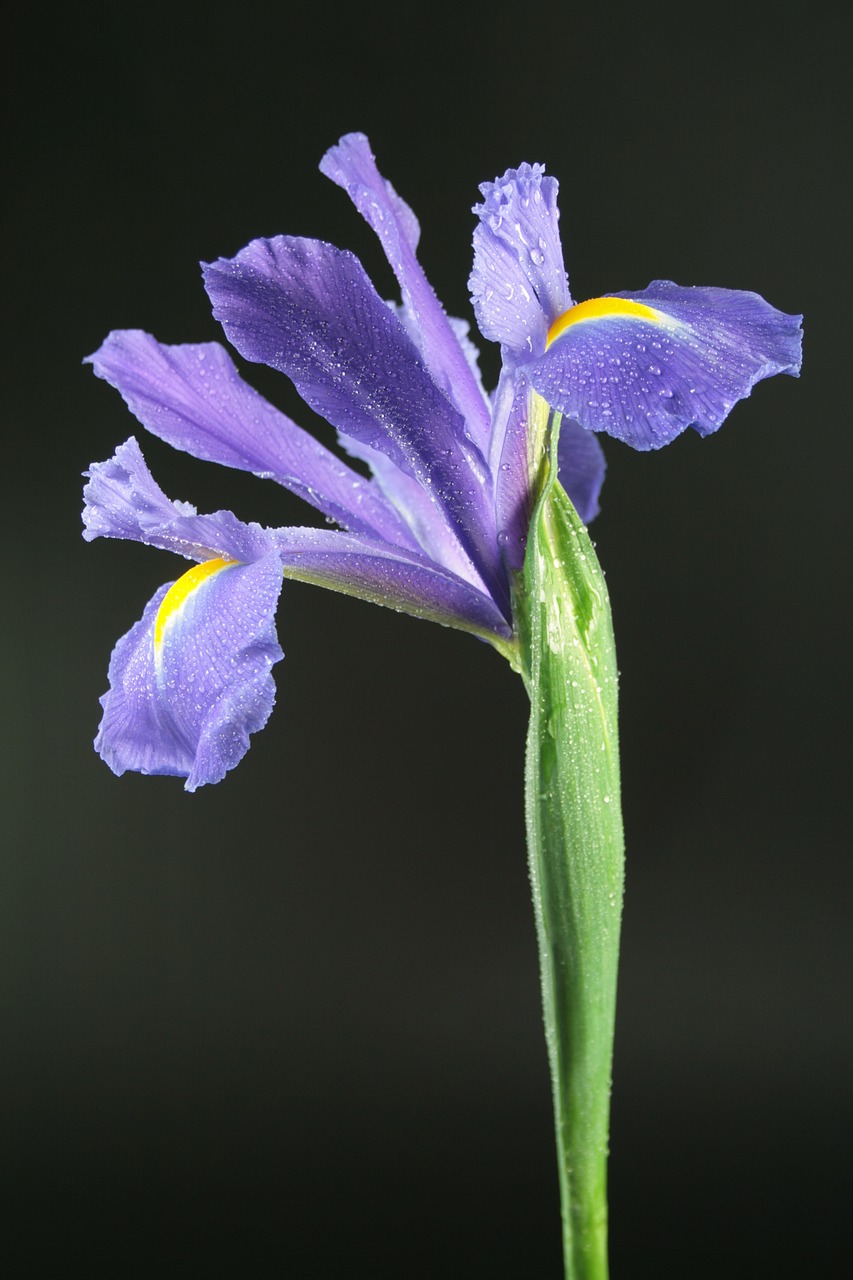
4,2,850,1275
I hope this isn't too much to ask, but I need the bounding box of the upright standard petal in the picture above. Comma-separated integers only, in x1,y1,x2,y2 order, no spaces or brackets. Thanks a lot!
320,132,492,448
469,164,571,359
96,547,283,790
488,370,541,572
528,282,803,450
203,235,509,617
486,374,606,574
87,331,419,549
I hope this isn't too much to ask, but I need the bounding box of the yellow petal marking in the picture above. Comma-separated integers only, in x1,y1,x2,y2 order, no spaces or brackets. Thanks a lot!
546,297,663,348
154,557,238,649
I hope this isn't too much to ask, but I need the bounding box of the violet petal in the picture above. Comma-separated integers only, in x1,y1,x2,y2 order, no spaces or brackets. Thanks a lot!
470,164,571,358
203,235,508,613
86,331,418,549
95,546,283,791
320,132,491,448
529,281,803,450
83,437,273,563
274,526,512,639
557,419,606,525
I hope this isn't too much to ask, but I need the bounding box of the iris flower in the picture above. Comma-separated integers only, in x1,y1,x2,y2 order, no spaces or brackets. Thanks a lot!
84,132,801,791
84,133,802,1278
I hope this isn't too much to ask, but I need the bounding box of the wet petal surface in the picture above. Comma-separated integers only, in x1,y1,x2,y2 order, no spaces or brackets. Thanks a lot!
87,331,417,547
95,546,284,791
321,132,491,447
470,164,571,358
203,235,507,610
529,282,802,449
274,527,511,639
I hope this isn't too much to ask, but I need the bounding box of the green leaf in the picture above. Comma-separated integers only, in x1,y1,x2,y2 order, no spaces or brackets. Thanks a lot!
516,418,625,1280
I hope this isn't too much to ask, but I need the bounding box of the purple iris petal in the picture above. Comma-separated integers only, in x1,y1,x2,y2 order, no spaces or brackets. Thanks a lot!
86,438,284,790
83,436,196,544
487,374,607,573
84,437,272,564
391,300,490,414
469,164,571,359
446,315,490,406
86,331,418,549
96,548,283,791
320,132,492,448
83,135,802,793
558,420,606,525
336,432,489,589
274,528,511,640
203,235,509,615
528,282,803,450
489,371,536,571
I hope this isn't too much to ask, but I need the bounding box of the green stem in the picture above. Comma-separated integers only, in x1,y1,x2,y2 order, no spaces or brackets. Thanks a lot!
514,416,625,1279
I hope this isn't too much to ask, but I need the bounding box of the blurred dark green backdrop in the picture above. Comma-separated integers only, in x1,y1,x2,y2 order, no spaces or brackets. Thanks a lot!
4,2,850,1275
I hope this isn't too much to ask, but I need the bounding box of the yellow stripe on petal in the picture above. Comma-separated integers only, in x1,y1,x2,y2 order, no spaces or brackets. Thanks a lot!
154,557,238,649
546,297,663,348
